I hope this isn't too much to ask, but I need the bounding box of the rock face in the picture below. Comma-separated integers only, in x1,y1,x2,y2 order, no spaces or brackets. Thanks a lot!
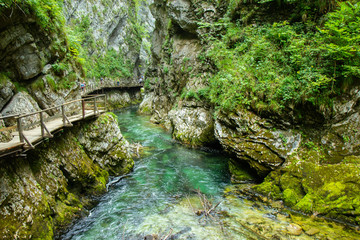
0,24,45,80
139,0,215,147
63,0,155,83
106,90,143,111
1,92,47,127
215,110,301,177
0,3,83,126
0,113,134,239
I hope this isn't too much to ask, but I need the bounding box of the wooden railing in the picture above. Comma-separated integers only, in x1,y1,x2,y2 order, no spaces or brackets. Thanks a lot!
0,95,106,149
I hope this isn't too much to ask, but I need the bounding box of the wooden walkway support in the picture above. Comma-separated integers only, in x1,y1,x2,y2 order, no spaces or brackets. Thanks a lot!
0,95,107,158
81,82,143,96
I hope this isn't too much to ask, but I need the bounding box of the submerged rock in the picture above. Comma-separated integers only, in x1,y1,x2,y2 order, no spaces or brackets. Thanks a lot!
287,223,302,236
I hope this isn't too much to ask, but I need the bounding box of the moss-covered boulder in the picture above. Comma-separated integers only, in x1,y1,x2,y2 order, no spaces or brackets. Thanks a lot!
168,104,216,147
254,152,360,225
77,112,134,175
215,109,301,177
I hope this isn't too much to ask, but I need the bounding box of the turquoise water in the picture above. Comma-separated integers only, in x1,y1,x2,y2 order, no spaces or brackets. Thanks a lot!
62,107,232,239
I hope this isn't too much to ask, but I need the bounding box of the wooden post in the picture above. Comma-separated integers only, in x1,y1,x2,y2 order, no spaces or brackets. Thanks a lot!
104,95,107,111
61,105,66,126
17,117,24,143
40,112,44,137
82,99,85,119
93,97,97,114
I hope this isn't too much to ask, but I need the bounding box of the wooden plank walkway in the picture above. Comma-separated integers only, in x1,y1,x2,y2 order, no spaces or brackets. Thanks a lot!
0,95,106,158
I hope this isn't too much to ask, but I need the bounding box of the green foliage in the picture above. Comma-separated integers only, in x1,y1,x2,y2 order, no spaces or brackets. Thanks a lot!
32,78,45,91
204,1,360,113
52,61,69,75
1,0,65,32
45,76,58,91
0,72,10,84
180,88,209,101
144,78,151,90
87,49,132,79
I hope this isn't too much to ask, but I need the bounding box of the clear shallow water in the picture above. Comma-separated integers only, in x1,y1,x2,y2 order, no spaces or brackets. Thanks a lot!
62,107,360,240
62,107,232,239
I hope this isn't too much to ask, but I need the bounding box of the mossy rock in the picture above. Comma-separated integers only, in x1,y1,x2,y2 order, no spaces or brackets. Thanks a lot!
253,154,360,225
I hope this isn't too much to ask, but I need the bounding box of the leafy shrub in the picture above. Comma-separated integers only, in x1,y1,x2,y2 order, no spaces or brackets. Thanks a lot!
204,1,359,113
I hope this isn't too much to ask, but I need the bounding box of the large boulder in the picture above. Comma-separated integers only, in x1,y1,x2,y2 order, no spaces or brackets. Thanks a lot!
77,113,134,175
169,103,215,147
1,92,46,127
167,0,197,33
0,77,15,110
215,109,301,177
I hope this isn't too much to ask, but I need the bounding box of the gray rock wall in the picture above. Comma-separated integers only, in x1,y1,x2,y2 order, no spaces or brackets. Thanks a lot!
64,0,155,83
139,0,216,147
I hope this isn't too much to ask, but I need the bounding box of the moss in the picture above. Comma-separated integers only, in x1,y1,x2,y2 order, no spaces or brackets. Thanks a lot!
30,216,54,240
254,149,360,225
294,194,314,213
228,159,255,183
54,201,81,229
283,188,302,207
253,181,282,200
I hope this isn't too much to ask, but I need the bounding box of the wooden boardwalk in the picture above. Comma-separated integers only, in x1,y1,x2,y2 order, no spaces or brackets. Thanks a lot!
0,95,106,158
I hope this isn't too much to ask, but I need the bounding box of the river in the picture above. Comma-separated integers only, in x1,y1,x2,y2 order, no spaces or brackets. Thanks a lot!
62,107,360,240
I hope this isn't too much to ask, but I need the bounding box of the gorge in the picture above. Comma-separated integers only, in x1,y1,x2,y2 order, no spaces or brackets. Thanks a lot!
0,0,360,239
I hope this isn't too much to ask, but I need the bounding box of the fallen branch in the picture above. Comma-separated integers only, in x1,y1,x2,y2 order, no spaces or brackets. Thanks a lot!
162,228,173,240
186,195,196,214
207,201,222,215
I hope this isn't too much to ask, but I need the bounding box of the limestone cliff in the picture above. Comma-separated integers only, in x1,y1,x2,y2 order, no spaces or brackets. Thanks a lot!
0,1,82,130
139,0,216,147
64,0,155,85
0,113,135,239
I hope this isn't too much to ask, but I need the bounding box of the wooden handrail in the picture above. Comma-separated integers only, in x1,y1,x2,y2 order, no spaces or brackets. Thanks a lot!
1,95,106,147
0,114,20,121
5,95,106,120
